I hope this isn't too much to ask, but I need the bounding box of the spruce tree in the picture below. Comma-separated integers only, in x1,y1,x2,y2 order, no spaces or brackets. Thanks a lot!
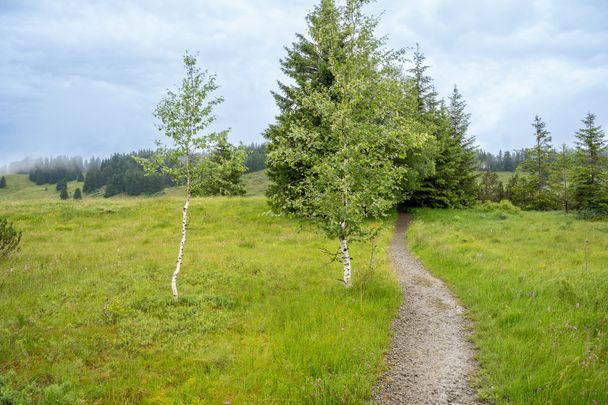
448,85,478,206
571,113,608,212
266,0,428,286
264,1,337,214
83,169,96,193
0,176,6,189
409,43,438,114
56,178,67,192
60,187,69,200
519,115,556,210
406,50,468,208
73,188,82,200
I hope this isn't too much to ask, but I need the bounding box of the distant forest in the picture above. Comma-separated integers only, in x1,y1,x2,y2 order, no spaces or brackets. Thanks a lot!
476,149,527,172
9,144,267,198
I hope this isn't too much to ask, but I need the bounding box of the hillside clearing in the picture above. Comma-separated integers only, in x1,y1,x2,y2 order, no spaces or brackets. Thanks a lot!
0,197,400,403
408,206,608,403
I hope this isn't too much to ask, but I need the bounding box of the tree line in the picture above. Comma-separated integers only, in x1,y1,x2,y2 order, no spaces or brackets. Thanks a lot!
83,151,168,197
479,114,607,217
244,143,266,173
27,156,89,185
477,149,527,172
263,0,479,286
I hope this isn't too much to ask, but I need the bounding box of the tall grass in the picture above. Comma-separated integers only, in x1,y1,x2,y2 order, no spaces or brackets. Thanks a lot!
408,204,608,404
0,196,400,403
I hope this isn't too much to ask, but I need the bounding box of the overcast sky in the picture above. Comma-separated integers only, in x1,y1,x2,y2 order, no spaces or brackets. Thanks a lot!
1,0,607,167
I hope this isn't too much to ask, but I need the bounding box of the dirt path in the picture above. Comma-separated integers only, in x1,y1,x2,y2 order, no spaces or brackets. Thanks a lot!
375,213,479,404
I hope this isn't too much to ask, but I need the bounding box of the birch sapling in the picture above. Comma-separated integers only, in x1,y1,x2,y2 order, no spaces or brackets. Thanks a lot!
138,53,232,301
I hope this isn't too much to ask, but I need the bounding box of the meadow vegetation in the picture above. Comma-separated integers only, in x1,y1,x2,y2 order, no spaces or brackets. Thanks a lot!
0,193,400,403
408,203,608,404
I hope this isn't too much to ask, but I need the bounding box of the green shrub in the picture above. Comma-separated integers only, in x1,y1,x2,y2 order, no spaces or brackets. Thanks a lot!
478,199,521,215
0,217,21,258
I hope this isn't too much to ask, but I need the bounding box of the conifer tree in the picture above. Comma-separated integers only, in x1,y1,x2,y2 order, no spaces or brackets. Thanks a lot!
409,43,439,114
448,85,478,206
518,115,556,210
73,188,82,200
266,0,428,286
83,169,97,193
56,178,68,192
0,176,6,189
60,187,69,200
264,1,337,214
571,113,608,212
406,50,469,208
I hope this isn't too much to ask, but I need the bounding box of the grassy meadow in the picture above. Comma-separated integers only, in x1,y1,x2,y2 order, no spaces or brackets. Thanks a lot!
408,203,608,404
0,175,86,201
241,169,269,197
0,176,400,403
477,171,514,184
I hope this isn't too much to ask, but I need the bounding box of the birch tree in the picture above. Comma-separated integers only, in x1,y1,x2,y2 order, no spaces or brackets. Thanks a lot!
267,0,428,286
139,53,242,300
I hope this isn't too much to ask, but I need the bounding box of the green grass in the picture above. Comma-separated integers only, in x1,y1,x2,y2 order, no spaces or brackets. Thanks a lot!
0,195,400,403
408,203,608,404
477,171,515,184
0,174,85,201
242,169,269,197
0,170,269,200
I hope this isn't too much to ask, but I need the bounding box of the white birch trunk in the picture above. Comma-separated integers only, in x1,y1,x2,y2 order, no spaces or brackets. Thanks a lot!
340,221,352,287
173,176,191,301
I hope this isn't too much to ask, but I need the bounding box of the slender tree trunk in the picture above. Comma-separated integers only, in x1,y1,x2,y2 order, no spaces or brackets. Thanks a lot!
173,174,191,301
340,221,352,287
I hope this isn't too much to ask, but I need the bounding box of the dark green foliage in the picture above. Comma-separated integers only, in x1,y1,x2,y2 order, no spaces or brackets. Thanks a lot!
28,156,84,185
409,43,439,114
478,171,504,202
77,172,84,182
0,217,21,258
73,188,82,200
571,113,608,214
477,149,526,172
264,1,337,214
514,116,558,210
83,151,167,197
244,143,266,173
0,176,6,188
193,139,246,197
507,174,540,209
407,55,476,208
266,0,423,244
447,85,479,206
83,168,104,193
59,188,69,200
56,178,67,192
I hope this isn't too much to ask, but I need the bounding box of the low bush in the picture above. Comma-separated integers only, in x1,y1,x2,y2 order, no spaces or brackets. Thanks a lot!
0,217,21,258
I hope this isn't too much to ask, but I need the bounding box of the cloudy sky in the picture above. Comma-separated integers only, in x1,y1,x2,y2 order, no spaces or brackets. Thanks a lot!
1,0,607,167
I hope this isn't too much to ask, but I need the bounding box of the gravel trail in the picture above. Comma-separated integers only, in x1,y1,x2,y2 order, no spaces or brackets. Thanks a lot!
375,213,480,404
